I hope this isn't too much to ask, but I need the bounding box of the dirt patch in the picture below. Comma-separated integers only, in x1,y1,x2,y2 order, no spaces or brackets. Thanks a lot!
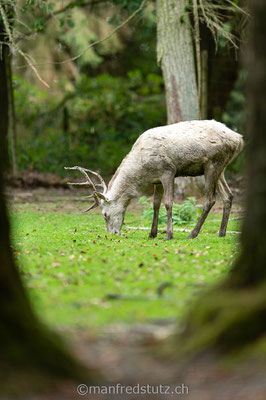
6,186,244,214
6,171,246,204
7,170,70,189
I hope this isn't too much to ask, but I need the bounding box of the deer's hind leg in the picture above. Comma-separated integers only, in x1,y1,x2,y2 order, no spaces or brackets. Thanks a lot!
149,184,163,238
188,163,219,239
217,172,234,237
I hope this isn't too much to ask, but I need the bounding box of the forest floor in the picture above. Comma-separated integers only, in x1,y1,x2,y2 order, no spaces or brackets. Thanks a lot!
8,187,242,327
4,188,266,400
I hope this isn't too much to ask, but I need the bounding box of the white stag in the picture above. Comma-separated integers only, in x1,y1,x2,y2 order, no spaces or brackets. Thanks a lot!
65,120,243,240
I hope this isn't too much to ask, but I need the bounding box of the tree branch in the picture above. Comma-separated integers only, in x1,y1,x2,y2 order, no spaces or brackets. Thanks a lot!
43,0,110,23
0,3,50,88
198,0,249,50
16,0,147,70
14,0,111,43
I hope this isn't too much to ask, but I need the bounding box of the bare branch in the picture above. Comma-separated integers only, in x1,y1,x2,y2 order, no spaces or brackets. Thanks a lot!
0,3,50,88
223,0,249,17
16,0,147,70
43,0,110,23
197,0,249,51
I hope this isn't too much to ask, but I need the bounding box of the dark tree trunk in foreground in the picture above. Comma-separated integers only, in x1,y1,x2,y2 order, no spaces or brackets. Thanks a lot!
180,0,266,354
0,19,90,390
227,0,266,288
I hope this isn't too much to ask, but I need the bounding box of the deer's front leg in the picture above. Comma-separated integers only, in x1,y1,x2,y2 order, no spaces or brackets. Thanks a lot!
149,184,163,238
161,174,175,240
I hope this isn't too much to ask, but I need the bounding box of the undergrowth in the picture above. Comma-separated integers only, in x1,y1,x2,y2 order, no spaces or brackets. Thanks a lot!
138,196,202,226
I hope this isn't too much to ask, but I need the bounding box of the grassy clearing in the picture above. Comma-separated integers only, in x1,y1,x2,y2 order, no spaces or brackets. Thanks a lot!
9,199,241,330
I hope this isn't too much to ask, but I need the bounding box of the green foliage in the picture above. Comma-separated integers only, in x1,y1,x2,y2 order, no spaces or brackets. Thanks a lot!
138,197,201,226
14,71,165,176
222,71,247,174
58,9,110,68
13,0,245,178
20,0,56,31
112,0,144,13
18,0,149,67
10,201,240,327
222,71,247,135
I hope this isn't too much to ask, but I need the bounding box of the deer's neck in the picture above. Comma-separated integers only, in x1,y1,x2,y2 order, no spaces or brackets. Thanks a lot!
107,167,139,205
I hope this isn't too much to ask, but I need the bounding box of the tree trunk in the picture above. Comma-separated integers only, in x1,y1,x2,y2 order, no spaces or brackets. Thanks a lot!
156,0,199,123
6,54,18,176
200,50,208,120
226,0,266,288
178,0,266,355
0,17,91,390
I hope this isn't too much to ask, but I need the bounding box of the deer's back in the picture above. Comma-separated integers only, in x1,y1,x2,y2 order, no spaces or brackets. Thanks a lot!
129,120,242,177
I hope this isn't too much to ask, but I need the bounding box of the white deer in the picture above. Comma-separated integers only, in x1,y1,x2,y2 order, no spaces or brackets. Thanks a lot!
65,120,243,240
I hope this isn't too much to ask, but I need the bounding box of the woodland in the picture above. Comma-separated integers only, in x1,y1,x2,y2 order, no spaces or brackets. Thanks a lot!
0,0,266,399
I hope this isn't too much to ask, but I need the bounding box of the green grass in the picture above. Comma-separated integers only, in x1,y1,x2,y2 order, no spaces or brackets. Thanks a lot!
10,201,241,330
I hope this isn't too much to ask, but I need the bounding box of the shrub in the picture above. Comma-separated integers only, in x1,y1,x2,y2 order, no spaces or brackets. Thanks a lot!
138,196,201,226
14,71,166,176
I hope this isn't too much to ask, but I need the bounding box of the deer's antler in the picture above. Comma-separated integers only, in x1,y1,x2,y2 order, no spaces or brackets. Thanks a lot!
84,168,107,194
64,166,107,212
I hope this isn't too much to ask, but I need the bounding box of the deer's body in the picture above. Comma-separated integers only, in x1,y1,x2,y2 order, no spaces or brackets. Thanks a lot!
66,120,243,239
108,120,242,194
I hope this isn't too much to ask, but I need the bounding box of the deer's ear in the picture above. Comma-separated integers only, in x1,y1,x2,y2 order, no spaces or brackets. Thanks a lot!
95,191,109,203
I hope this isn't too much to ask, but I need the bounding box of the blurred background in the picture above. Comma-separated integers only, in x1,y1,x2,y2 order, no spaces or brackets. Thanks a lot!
7,0,247,181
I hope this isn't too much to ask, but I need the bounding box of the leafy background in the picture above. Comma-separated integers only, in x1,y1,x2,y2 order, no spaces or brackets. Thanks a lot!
12,0,246,178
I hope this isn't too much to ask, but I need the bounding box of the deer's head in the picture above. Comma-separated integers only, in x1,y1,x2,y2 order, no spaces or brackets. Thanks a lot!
97,193,126,235
64,166,125,235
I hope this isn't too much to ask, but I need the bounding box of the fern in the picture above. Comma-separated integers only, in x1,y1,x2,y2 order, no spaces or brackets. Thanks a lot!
138,196,202,226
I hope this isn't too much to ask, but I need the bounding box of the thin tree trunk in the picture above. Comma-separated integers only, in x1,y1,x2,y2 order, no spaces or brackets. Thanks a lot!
200,50,208,120
156,0,199,123
193,0,201,117
6,54,18,176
